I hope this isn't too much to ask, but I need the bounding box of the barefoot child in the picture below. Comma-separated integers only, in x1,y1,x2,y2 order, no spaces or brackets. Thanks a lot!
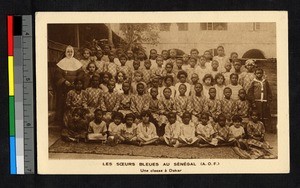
246,111,272,151
137,111,159,146
177,112,198,147
87,109,107,142
118,113,138,145
196,113,218,146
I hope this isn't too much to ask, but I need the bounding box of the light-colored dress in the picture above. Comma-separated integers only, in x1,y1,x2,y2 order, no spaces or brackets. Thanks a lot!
87,120,107,140
178,122,198,145
163,122,181,146
137,122,159,142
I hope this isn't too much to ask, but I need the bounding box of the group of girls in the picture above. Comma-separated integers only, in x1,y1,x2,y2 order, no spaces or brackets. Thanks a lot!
59,44,275,159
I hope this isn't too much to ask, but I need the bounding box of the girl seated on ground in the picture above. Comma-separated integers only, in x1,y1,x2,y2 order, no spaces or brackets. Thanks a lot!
107,111,124,146
137,110,159,146
61,108,88,142
229,115,247,148
177,112,198,147
214,113,234,146
118,113,138,145
246,111,272,150
163,112,181,147
87,109,107,142
196,113,218,146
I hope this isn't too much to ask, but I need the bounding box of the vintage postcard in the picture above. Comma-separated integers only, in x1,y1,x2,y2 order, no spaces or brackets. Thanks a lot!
36,11,289,174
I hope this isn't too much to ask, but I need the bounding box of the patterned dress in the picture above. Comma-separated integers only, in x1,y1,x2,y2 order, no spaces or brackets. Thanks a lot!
142,68,153,85
189,95,206,123
236,99,251,120
204,98,221,121
246,121,271,152
65,90,85,110
196,123,218,145
100,91,120,112
220,98,237,121
82,87,102,119
64,90,86,126
117,65,132,80
174,95,192,117
215,124,231,142
119,93,133,115
106,62,118,77
158,97,176,115
239,72,256,92
130,94,150,116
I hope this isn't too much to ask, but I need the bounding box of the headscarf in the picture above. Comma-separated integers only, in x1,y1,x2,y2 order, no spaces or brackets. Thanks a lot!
57,45,82,71
245,59,256,66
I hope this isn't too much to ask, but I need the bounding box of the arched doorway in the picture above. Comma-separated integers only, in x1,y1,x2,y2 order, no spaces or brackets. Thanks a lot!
242,49,266,59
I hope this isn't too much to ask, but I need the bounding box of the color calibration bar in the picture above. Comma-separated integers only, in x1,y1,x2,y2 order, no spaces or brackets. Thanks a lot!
7,15,35,174
7,15,16,174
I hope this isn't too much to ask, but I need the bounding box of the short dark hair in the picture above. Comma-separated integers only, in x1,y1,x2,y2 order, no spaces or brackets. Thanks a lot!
232,115,242,122
177,70,188,79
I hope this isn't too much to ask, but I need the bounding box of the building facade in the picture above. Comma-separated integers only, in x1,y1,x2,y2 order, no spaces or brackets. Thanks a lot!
111,22,276,59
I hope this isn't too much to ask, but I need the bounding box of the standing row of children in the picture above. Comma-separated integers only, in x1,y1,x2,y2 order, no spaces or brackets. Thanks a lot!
61,45,274,158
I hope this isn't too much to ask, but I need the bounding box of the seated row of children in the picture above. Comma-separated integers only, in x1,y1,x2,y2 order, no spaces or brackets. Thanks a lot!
62,106,272,155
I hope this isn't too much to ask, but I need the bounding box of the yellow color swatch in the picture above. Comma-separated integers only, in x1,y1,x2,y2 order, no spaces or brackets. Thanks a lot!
8,56,14,96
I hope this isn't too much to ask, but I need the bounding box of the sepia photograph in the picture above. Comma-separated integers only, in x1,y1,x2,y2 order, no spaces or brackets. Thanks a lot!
36,12,289,174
